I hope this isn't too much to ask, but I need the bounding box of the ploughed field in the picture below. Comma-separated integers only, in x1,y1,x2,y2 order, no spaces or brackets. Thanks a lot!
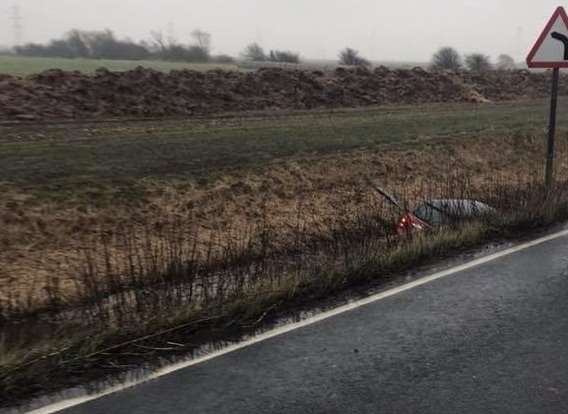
0,66,566,121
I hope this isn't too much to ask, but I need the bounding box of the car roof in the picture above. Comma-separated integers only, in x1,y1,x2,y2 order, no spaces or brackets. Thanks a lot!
417,199,495,216
425,199,491,208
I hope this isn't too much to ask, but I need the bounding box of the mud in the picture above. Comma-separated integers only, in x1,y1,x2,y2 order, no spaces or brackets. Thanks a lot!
0,66,563,121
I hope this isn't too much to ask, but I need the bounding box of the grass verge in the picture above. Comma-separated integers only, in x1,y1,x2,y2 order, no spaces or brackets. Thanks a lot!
2,175,568,409
3,101,568,408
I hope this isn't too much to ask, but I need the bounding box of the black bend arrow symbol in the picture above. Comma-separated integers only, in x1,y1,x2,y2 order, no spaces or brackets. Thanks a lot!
551,32,568,60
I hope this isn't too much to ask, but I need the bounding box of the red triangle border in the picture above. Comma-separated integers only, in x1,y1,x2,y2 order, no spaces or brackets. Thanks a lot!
527,6,568,68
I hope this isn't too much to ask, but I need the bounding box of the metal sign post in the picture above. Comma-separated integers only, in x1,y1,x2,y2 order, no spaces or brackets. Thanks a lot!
546,67,560,188
527,6,568,188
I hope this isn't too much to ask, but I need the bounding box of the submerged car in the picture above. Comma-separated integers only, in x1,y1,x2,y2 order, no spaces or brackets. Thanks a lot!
397,199,496,234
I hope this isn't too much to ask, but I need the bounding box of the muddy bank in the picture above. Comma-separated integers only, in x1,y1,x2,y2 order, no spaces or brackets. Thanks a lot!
0,66,563,121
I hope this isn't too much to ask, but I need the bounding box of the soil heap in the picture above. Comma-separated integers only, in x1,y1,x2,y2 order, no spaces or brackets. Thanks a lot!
0,66,563,121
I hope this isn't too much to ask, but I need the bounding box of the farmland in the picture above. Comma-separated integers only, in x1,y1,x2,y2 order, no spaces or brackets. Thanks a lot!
2,98,568,307
1,66,564,121
0,55,431,77
0,55,239,76
4,89,568,406
0,100,563,196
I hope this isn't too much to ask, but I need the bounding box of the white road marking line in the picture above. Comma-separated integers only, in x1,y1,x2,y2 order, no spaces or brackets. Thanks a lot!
24,227,568,414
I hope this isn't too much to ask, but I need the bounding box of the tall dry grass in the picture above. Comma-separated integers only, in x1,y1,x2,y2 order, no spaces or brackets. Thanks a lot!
4,127,568,406
4,170,568,404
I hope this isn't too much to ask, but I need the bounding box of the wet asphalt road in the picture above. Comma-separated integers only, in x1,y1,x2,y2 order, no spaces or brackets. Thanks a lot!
61,233,568,414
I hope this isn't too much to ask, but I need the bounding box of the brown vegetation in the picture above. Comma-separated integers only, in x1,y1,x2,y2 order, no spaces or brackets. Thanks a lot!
2,130,566,314
4,130,568,406
3,121,568,409
3,97,568,407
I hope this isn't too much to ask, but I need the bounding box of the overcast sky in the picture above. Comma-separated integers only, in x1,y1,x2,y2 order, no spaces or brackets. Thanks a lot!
0,0,563,62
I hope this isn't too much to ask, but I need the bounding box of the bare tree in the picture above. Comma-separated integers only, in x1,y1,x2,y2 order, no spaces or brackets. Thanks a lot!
496,54,516,71
241,43,266,61
465,53,493,73
149,31,169,54
65,29,89,57
430,47,462,71
338,48,370,67
191,29,211,51
268,50,300,64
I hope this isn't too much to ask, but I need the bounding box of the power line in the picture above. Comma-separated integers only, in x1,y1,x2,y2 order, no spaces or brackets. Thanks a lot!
11,3,23,47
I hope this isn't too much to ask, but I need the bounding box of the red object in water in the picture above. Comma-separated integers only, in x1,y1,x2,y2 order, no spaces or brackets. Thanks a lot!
396,213,431,235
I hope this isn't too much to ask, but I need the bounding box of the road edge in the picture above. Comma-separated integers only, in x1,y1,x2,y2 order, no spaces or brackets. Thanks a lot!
24,227,568,414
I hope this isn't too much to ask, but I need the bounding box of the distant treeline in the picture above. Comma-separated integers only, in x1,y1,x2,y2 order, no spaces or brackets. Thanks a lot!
14,29,234,63
14,29,302,64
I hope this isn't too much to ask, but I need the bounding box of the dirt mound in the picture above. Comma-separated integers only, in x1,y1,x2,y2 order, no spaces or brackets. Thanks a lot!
0,66,563,121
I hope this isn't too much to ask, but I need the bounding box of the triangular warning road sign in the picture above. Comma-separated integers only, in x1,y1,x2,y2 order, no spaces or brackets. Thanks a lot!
527,7,568,68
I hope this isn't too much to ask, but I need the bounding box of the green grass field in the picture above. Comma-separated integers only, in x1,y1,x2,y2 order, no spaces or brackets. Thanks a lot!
0,55,434,76
0,100,562,199
0,55,240,76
